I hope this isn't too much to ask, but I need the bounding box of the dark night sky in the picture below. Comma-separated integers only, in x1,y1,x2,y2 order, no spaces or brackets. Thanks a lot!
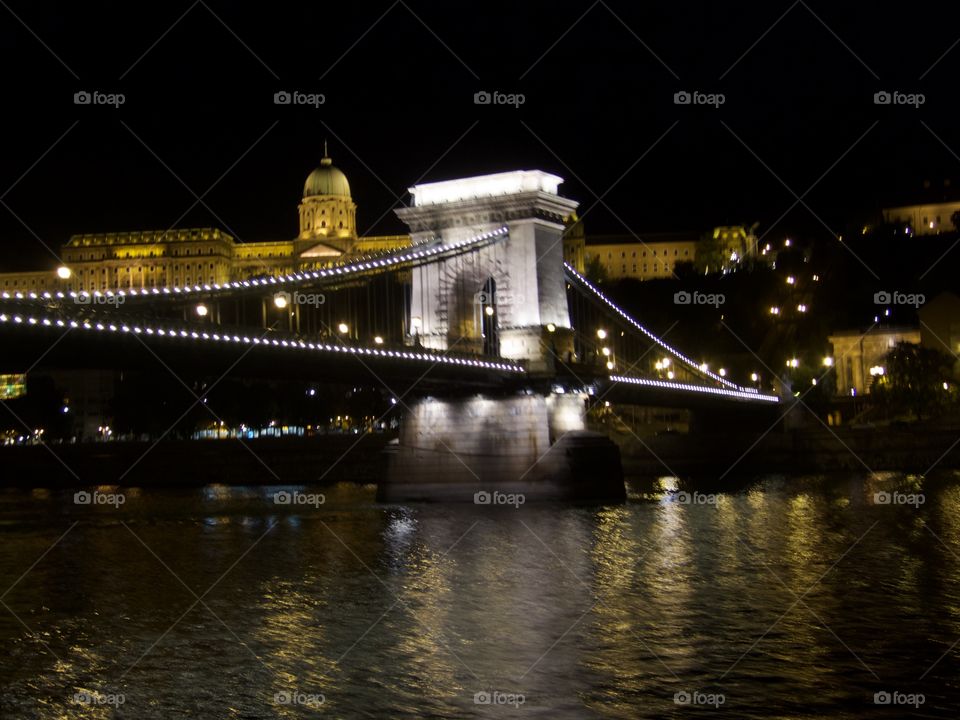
1,1,959,269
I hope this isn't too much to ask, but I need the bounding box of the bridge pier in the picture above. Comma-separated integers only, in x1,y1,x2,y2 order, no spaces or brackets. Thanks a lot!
379,392,625,503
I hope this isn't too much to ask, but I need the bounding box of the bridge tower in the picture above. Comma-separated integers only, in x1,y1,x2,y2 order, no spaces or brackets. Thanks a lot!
383,170,624,503
395,170,578,371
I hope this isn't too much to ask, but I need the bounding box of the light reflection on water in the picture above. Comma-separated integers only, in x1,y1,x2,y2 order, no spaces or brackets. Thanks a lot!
1,474,959,717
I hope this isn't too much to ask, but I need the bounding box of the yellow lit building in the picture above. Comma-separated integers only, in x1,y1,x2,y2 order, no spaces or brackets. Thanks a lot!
828,327,921,396
585,232,698,280
882,201,960,235
0,151,412,294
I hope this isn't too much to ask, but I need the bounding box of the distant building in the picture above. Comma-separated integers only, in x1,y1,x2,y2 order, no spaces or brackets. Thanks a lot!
828,327,921,396
0,151,411,295
882,200,960,235
584,232,698,281
919,292,960,378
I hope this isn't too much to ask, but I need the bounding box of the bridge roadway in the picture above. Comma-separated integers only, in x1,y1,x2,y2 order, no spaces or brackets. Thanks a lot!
0,304,781,409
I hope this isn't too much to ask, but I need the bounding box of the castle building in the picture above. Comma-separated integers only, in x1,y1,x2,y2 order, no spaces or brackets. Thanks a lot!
0,151,410,295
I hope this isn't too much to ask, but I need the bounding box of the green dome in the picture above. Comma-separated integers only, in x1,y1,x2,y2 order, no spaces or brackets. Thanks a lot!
303,156,350,198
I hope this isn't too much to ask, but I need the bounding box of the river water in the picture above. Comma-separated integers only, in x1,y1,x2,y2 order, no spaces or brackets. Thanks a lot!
1,473,959,718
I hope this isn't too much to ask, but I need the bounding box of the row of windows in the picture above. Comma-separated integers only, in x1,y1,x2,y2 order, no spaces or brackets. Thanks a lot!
611,264,671,273
606,248,689,259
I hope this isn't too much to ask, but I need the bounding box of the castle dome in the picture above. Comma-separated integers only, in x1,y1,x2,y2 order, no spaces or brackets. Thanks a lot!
303,153,350,198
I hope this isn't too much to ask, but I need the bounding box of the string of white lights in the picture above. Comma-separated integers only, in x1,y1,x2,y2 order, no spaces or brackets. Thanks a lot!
0,310,525,374
609,374,780,403
2,227,510,303
564,262,743,391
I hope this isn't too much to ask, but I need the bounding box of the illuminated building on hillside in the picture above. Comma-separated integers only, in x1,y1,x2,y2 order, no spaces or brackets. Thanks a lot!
0,151,411,294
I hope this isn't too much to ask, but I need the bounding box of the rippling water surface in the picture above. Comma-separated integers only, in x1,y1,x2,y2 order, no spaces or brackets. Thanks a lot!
2,473,960,718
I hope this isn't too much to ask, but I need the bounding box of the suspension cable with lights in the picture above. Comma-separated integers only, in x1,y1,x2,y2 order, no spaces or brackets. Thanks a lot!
564,262,742,391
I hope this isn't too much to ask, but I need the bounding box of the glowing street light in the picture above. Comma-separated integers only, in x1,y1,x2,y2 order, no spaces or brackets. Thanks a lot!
606,360,614,370
56,266,72,280
797,304,807,313
786,275,795,285
769,306,780,316
195,303,208,317
666,370,674,380
601,347,611,357
273,292,288,309
718,368,727,377
337,322,349,334
596,328,607,340
869,365,885,376
374,335,384,345
822,356,834,367
484,305,494,316
786,358,799,368
750,372,759,382
546,323,556,333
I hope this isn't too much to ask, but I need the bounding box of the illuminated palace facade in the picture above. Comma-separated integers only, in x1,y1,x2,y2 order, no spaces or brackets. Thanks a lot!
0,153,409,295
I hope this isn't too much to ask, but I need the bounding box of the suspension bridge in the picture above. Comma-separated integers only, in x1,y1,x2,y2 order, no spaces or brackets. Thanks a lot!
0,170,778,501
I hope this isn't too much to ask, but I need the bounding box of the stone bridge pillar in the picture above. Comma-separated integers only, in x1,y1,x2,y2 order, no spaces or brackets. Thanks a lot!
395,171,578,371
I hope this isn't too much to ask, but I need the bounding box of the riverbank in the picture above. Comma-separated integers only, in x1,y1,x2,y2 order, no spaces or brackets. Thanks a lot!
617,423,960,479
0,434,394,488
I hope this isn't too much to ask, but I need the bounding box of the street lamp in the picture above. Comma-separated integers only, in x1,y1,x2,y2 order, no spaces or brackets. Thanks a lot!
822,356,834,367
337,322,349,335
374,335,384,345
195,303,208,317
56,266,72,280
273,292,288,309
596,329,607,340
